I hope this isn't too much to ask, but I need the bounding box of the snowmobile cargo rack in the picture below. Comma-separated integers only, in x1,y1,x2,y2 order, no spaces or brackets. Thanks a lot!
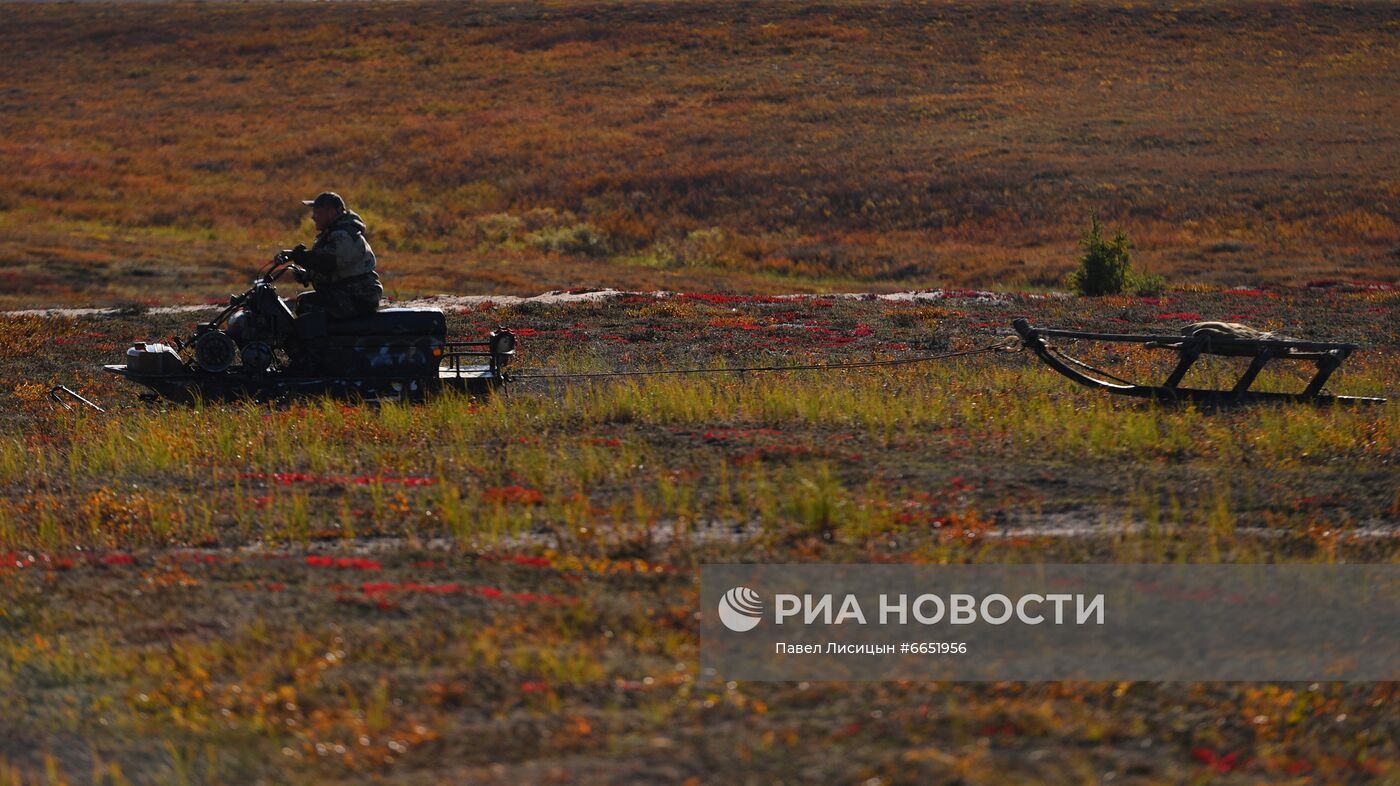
1012,318,1386,405
440,332,516,383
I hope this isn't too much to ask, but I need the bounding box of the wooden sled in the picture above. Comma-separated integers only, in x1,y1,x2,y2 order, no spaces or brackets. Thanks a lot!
1012,319,1386,405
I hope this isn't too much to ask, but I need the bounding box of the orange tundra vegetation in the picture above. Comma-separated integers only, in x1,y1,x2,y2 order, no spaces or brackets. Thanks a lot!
1,0,1398,308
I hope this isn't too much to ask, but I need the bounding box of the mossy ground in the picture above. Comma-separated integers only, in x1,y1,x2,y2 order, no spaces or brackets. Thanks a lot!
0,286,1395,783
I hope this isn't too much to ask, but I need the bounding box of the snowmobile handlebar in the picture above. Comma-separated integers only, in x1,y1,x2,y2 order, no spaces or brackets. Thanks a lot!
270,252,298,277
201,256,298,331
261,253,300,284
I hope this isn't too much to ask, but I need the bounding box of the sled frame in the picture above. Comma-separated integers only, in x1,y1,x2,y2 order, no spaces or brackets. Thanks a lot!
1011,319,1386,405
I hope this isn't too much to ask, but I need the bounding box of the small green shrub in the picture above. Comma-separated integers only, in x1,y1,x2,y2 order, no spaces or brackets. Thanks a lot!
1067,214,1165,296
1131,272,1167,297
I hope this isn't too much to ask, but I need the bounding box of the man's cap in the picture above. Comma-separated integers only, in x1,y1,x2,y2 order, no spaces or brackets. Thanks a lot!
301,191,345,210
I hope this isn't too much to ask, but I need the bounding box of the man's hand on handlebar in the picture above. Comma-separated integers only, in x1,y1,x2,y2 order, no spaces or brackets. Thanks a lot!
271,245,312,285
275,244,309,263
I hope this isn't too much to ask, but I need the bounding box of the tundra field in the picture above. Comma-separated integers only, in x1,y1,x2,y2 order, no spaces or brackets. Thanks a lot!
1,0,1400,309
0,286,1397,784
3,0,1400,784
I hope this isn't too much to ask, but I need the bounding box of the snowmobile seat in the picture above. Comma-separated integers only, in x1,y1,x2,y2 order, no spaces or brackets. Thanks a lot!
326,308,447,337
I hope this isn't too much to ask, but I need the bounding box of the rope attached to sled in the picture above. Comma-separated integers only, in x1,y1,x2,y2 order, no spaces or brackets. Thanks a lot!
508,337,1021,382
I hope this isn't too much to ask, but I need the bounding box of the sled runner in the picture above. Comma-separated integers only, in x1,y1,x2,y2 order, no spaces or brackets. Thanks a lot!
1012,318,1386,405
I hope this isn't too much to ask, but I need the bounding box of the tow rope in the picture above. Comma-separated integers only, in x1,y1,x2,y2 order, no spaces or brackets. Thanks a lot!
508,337,1020,381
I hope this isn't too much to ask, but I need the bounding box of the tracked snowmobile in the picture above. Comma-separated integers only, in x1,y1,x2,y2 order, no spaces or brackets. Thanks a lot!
106,252,514,402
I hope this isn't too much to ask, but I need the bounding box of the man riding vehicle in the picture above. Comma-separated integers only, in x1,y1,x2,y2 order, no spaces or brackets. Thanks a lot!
285,192,383,319
109,188,516,401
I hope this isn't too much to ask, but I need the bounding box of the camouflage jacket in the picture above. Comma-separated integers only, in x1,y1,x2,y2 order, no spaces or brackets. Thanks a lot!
302,211,379,288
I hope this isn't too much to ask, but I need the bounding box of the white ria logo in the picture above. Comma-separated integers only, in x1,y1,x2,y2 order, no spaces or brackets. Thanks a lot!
718,586,763,632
